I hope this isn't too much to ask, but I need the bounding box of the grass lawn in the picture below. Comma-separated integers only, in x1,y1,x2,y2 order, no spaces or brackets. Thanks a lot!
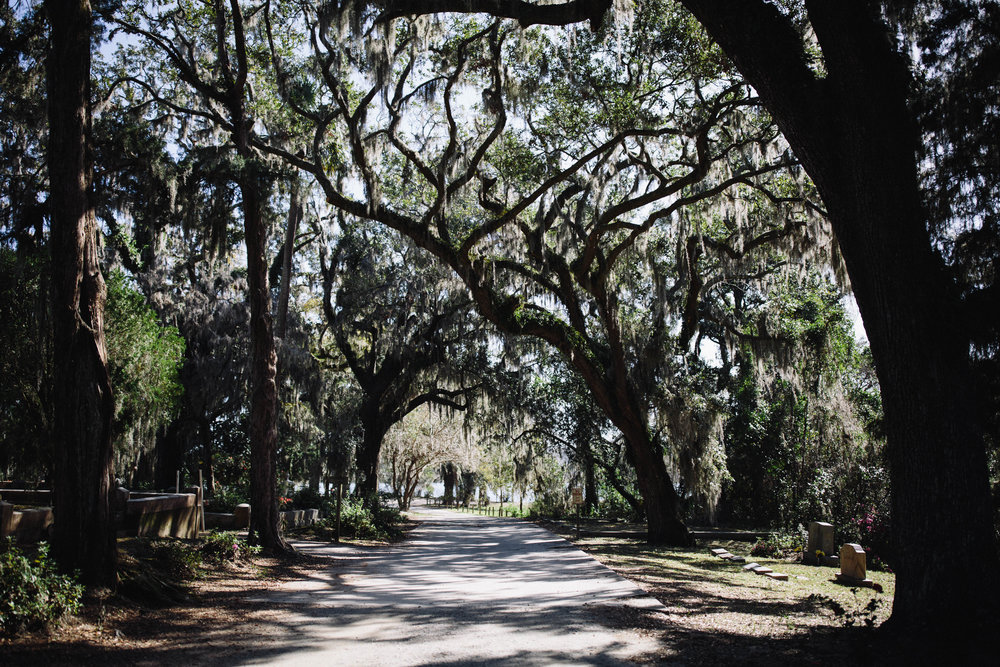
569,534,894,664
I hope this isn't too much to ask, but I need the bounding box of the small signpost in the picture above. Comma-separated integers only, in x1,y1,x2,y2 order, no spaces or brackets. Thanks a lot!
571,486,583,537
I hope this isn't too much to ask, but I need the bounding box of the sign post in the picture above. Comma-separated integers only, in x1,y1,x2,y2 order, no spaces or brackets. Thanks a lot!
571,487,583,538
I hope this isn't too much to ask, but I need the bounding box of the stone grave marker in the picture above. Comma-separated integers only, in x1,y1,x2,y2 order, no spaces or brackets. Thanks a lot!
234,503,251,529
836,543,875,587
804,521,835,565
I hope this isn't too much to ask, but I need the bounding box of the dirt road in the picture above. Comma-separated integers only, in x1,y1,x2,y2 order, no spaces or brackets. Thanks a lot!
243,505,667,665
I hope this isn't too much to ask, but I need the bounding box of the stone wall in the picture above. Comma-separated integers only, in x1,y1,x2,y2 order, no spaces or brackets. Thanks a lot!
119,490,201,539
0,500,54,543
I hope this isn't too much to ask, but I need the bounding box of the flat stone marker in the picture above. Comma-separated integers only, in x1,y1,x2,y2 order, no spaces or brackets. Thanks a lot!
730,556,746,563
719,552,735,559
752,566,773,575
836,543,875,587
765,572,789,581
804,521,835,564
710,548,729,556
743,562,761,571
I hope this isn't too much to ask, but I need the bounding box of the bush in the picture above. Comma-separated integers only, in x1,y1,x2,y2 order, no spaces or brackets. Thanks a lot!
0,539,83,635
201,531,260,565
528,491,570,520
148,539,203,578
292,486,323,510
852,506,893,571
317,498,404,541
203,486,249,513
749,532,804,559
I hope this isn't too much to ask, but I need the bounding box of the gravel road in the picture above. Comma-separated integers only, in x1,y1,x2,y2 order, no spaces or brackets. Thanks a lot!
244,505,667,666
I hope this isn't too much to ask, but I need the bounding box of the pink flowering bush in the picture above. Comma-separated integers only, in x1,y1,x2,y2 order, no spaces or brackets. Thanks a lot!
853,506,893,571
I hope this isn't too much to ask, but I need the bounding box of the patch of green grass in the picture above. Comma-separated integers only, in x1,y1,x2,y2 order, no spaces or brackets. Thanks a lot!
576,537,893,632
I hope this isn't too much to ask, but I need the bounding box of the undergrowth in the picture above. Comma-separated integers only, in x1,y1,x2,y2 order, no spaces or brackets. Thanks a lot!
0,538,83,636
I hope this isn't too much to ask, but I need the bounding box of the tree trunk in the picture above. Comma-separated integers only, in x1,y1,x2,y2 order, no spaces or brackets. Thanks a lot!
198,416,215,495
155,420,185,491
580,439,598,515
574,351,690,544
274,177,301,339
237,163,288,553
46,0,116,587
627,428,689,545
442,463,458,505
355,406,388,503
459,470,475,506
680,0,998,641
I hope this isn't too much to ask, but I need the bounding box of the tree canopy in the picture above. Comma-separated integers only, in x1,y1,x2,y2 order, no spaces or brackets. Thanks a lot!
2,0,997,652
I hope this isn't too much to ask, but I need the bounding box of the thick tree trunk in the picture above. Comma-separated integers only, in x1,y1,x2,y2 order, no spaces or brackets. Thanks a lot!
574,333,690,544
155,420,185,490
623,425,689,545
355,406,388,503
442,463,458,504
238,168,288,553
459,470,475,506
680,0,998,642
46,0,116,586
198,416,215,494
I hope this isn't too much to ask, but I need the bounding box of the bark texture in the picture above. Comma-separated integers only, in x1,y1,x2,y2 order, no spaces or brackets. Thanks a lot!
237,156,288,553
46,0,117,586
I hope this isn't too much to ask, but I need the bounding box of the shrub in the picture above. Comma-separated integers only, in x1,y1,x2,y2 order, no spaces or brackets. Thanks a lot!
291,487,323,510
203,486,250,513
149,539,203,578
317,498,404,541
201,531,260,565
528,491,570,520
853,506,893,571
749,532,804,559
0,539,83,635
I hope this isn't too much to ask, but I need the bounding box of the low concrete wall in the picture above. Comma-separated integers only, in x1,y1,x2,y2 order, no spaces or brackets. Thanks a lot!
1,501,54,543
0,489,53,505
279,508,319,529
204,503,251,531
122,492,200,539
204,506,318,531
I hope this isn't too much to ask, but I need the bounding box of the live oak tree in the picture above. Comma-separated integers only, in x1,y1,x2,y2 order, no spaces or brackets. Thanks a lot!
381,410,472,510
662,0,1000,643
257,1,829,544
319,223,487,501
370,0,1000,644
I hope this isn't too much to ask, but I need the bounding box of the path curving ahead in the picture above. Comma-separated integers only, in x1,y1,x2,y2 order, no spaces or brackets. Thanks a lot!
246,504,667,666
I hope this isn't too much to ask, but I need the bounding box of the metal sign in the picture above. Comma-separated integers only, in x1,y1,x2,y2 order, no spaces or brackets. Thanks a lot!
570,487,583,506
